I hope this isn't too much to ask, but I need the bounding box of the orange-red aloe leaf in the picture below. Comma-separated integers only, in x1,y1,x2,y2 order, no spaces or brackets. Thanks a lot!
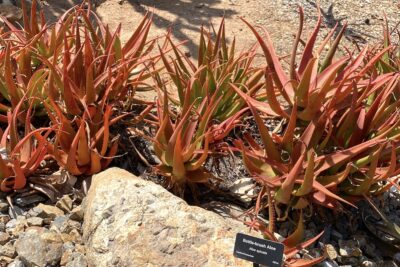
276,153,305,205
0,157,12,180
265,71,290,118
172,131,186,182
298,10,321,75
230,83,281,117
87,150,102,175
4,46,19,107
101,139,119,170
283,211,305,248
186,133,211,171
320,23,347,71
281,102,298,151
314,139,385,173
312,181,356,207
65,122,87,175
11,159,26,190
290,6,304,81
285,231,324,258
249,104,281,162
296,57,317,108
317,163,352,188
187,168,211,183
241,18,294,103
294,150,316,196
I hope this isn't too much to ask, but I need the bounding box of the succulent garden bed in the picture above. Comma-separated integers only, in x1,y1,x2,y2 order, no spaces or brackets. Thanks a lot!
0,0,400,266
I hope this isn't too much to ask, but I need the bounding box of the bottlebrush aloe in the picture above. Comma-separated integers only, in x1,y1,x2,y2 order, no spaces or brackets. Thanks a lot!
229,6,400,214
0,0,157,189
233,7,391,123
0,97,52,191
156,19,262,143
152,85,218,194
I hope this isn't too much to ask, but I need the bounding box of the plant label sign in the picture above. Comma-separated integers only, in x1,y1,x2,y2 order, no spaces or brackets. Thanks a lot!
233,233,284,267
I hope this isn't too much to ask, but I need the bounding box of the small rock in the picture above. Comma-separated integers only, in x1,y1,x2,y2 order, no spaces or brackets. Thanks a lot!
361,260,378,267
0,215,10,224
74,244,85,255
6,218,26,237
195,3,205,8
394,253,400,266
66,253,87,267
324,244,338,260
0,256,13,266
70,229,81,242
60,242,75,265
5,220,16,230
0,202,8,213
338,240,362,257
15,230,63,267
0,242,16,258
315,260,339,267
26,217,43,227
69,207,83,222
7,257,25,267
56,196,73,213
35,204,64,220
0,233,10,245
229,178,256,205
50,216,69,233
60,250,74,266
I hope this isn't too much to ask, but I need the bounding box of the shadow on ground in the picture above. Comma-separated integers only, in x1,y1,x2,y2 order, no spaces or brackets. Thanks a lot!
95,0,237,58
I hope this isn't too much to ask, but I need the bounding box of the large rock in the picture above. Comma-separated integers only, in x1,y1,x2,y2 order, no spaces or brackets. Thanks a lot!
83,168,259,267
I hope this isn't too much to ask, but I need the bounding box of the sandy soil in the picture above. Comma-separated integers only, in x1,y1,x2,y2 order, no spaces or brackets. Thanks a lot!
37,0,400,59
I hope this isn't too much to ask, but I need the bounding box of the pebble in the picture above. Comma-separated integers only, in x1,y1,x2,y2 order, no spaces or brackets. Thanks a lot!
56,195,73,213
69,207,84,222
316,260,339,267
35,204,64,220
228,178,256,205
26,217,43,227
338,240,362,257
6,217,26,237
361,260,378,267
394,253,400,266
65,252,87,267
8,257,25,267
0,241,16,258
0,215,10,224
0,232,10,245
0,201,8,213
0,256,13,265
324,244,338,260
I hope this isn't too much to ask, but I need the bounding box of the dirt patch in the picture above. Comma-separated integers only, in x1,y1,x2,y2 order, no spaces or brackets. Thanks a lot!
93,0,400,57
